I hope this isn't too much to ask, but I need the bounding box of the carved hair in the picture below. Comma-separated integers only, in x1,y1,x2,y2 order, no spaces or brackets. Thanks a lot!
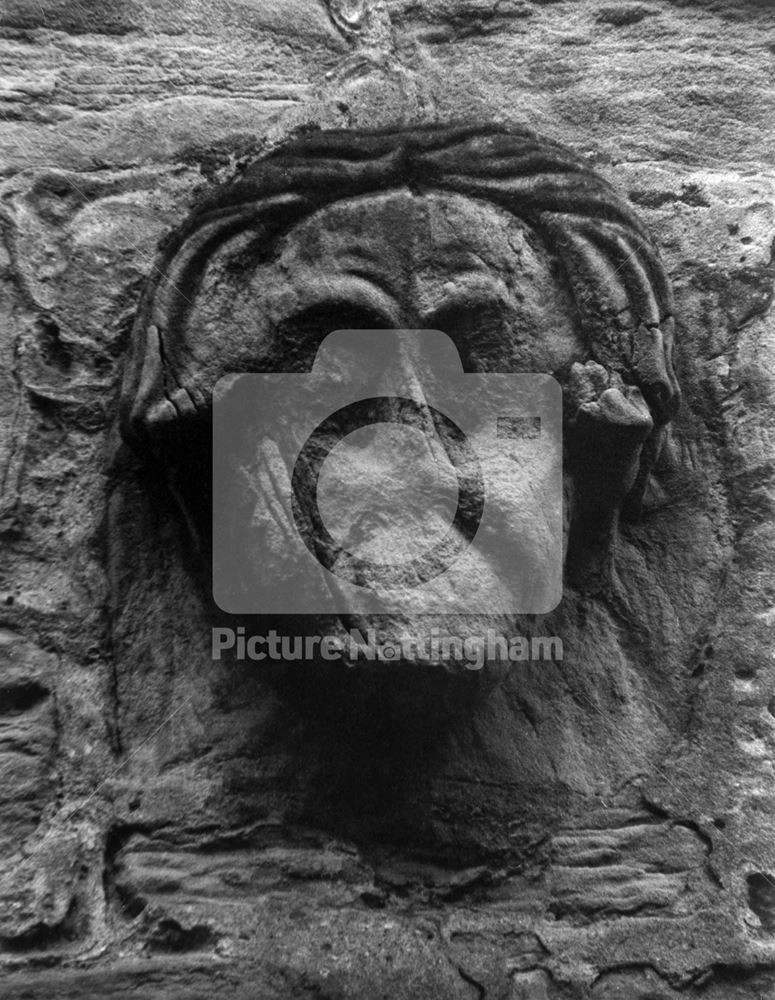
120,123,679,462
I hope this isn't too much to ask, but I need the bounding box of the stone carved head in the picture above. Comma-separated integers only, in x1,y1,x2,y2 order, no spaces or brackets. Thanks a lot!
119,123,681,655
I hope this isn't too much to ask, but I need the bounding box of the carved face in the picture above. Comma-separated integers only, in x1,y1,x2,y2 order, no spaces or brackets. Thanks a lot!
205,193,576,627
120,125,680,668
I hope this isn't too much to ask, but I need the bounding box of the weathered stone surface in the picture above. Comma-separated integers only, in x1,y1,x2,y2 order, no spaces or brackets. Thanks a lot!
0,631,57,852
1,0,774,997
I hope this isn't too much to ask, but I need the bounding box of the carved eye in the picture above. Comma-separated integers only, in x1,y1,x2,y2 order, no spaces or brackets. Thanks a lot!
269,302,394,374
428,300,509,373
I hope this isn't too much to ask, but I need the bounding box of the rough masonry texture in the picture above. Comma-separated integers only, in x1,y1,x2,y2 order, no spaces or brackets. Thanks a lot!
0,1,774,998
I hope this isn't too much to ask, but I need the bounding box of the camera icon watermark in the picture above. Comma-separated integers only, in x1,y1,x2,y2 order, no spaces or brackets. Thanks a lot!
213,329,562,614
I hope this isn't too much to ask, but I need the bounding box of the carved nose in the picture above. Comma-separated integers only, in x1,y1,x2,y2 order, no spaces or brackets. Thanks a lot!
366,335,453,469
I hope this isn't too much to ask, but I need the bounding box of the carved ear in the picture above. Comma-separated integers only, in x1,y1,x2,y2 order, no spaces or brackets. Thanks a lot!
543,221,679,499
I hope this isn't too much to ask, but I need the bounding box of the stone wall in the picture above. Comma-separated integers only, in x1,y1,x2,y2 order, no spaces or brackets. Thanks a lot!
1,1,774,997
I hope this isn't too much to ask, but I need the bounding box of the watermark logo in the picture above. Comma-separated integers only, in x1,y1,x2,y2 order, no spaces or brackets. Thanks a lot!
213,329,562,614
212,627,563,671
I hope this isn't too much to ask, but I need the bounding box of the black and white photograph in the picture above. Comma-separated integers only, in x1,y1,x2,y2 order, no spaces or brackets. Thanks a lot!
0,0,774,996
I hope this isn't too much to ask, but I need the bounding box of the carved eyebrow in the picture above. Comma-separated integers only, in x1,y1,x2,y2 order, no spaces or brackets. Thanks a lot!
270,267,404,326
423,291,509,331
342,264,401,305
